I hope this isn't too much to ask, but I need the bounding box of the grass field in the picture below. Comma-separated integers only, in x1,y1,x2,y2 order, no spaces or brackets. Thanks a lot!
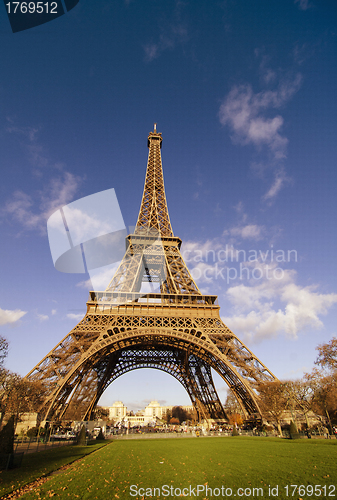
2,436,335,500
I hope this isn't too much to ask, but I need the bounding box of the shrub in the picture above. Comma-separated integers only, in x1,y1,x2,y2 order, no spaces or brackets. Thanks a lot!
27,427,39,438
76,425,86,445
96,428,105,440
289,421,300,439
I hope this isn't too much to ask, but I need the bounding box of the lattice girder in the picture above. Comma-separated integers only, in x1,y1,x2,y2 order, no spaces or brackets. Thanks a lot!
136,131,173,237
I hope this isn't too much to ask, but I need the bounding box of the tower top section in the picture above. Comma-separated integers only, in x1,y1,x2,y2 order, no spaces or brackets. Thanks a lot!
136,126,173,237
147,124,163,149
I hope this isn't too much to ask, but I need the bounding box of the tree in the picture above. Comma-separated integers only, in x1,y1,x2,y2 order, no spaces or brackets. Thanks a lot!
0,372,44,428
258,381,288,436
305,337,337,431
0,335,45,431
283,379,310,429
164,409,172,424
0,336,9,424
311,373,337,430
224,391,245,424
185,407,198,424
315,337,337,372
228,413,243,426
285,378,315,429
93,406,109,420
0,337,8,370
172,406,188,424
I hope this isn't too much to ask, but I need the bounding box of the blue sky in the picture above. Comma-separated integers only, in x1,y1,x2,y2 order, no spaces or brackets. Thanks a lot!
0,0,336,412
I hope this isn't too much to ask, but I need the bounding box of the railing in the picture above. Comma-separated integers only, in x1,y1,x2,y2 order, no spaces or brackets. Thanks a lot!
88,291,218,306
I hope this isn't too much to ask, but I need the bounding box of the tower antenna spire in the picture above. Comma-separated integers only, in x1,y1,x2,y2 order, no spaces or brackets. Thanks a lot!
154,123,157,133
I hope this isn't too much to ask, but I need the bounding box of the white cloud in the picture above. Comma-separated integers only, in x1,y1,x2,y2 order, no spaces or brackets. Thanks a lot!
219,72,302,201
262,168,290,201
0,308,27,326
60,207,117,246
6,121,57,174
144,24,188,62
181,239,222,262
190,261,218,284
181,239,337,344
143,5,188,62
294,0,312,11
219,74,302,160
5,120,67,174
67,313,85,321
2,171,81,234
144,44,159,62
37,314,49,322
51,309,57,315
222,265,337,343
3,191,41,229
225,224,265,241
77,262,120,291
3,120,82,233
41,172,80,215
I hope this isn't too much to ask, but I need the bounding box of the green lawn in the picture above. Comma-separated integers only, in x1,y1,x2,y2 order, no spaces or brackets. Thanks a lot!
0,441,107,498
6,436,336,500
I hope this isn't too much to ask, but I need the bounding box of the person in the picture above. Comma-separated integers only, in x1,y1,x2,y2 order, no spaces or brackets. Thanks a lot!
323,426,329,439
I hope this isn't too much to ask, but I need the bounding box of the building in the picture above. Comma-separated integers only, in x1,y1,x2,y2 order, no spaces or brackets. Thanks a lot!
106,401,127,421
103,400,195,427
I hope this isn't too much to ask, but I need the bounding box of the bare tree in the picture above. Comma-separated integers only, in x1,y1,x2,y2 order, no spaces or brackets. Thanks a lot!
0,337,8,369
285,378,315,429
258,381,288,436
224,391,245,417
315,337,337,372
305,369,337,432
0,371,44,428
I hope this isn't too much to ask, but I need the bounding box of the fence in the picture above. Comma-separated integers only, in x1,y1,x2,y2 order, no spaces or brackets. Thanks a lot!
13,436,76,454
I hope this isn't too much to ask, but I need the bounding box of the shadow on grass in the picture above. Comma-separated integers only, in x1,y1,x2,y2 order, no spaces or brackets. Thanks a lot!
0,440,110,497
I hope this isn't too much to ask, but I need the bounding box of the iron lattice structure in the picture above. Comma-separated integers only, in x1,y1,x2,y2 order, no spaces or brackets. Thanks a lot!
26,126,276,424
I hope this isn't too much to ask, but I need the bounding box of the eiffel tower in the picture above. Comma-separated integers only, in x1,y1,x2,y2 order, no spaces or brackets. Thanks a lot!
27,126,276,425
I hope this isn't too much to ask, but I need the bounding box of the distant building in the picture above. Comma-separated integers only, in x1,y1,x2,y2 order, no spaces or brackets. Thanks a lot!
107,401,127,420
15,413,38,434
102,400,195,426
